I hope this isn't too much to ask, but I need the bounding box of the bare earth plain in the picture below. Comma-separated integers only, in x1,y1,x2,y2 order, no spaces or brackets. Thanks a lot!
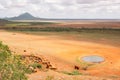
0,29,120,80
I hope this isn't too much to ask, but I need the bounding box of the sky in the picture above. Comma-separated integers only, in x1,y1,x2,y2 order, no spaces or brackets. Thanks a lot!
0,0,120,19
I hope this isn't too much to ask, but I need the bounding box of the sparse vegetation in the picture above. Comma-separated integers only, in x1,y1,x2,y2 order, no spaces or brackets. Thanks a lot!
45,76,54,80
0,20,120,80
0,21,54,27
76,58,94,70
29,62,42,69
0,19,120,47
62,70,82,75
5,23,31,27
0,19,10,26
0,41,43,80
0,19,120,32
0,41,29,80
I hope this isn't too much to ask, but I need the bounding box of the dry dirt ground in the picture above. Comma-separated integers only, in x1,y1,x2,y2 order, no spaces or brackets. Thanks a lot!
0,30,120,80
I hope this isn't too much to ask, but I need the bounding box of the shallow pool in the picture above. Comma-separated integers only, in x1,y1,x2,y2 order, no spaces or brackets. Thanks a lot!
81,55,104,63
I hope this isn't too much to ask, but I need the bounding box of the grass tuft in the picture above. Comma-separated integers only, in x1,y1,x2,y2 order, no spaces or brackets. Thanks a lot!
62,70,82,75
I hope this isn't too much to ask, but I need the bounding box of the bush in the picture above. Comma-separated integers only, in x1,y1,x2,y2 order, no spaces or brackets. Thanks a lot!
0,41,28,80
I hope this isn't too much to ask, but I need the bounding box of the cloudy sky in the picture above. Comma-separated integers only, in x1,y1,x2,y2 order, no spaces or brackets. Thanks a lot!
0,0,120,19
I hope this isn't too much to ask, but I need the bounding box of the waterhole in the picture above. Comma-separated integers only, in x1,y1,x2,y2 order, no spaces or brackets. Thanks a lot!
81,55,105,63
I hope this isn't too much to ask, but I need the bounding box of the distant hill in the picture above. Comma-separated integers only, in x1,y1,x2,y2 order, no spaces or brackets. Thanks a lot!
4,12,44,20
3,12,120,21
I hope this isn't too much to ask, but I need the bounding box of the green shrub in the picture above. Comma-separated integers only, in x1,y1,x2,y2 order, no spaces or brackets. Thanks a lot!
0,41,28,80
29,63,42,69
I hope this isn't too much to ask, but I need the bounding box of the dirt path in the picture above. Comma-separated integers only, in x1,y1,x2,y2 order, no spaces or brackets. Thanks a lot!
0,30,120,80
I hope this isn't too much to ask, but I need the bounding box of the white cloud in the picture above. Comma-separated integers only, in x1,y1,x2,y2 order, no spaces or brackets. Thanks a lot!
0,4,5,10
45,0,61,3
0,0,120,19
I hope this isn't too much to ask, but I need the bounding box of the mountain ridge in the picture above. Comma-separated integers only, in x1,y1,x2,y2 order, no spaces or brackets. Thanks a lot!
4,12,44,20
3,12,120,21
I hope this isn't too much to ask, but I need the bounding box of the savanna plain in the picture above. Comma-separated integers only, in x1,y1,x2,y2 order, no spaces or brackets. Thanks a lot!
0,20,120,80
